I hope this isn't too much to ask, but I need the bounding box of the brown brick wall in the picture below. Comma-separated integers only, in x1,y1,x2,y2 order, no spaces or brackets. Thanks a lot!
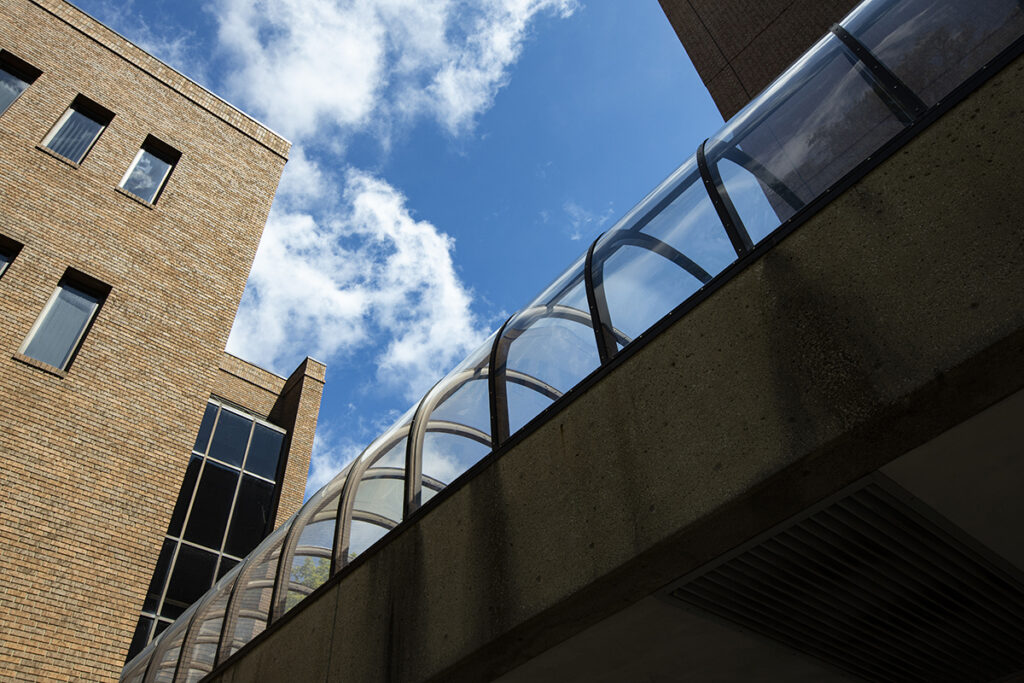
658,0,859,118
0,0,293,680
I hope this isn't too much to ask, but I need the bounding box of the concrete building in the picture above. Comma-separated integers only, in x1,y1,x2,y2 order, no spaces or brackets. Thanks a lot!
0,0,322,680
122,0,1024,681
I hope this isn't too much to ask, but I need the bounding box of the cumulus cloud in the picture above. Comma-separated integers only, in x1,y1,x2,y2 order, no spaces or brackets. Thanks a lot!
214,0,577,139
228,169,486,400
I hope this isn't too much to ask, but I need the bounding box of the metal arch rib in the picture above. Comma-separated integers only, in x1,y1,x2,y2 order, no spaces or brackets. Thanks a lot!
697,138,754,257
332,423,411,572
269,468,349,623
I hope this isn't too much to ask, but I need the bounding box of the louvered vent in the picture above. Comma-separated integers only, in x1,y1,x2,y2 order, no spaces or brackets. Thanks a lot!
669,482,1024,682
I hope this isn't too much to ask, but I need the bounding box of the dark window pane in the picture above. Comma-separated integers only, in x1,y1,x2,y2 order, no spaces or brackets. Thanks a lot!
0,251,11,277
193,403,218,454
163,544,217,614
207,409,252,467
153,619,171,638
245,423,284,480
125,615,153,662
217,556,239,580
0,67,28,115
142,538,175,613
183,460,239,549
166,456,201,538
46,107,104,162
22,283,100,369
224,475,276,557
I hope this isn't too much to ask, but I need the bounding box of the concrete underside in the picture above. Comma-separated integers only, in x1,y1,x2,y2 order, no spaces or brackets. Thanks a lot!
205,54,1024,683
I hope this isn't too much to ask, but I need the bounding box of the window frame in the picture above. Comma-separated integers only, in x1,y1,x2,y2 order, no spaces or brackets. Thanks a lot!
18,269,109,371
0,50,41,117
40,94,114,165
118,135,181,204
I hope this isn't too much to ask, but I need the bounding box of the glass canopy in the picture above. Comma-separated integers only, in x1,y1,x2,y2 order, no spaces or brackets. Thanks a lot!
122,0,1024,679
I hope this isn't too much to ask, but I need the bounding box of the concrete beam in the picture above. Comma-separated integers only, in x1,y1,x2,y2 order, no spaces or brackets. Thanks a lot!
205,53,1024,683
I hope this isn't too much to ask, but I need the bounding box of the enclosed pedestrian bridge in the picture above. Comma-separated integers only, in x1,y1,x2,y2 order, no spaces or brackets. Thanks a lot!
123,0,1024,680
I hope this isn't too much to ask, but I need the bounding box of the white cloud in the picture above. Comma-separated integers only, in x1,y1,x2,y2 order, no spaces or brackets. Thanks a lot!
562,199,614,241
227,169,486,400
214,0,577,139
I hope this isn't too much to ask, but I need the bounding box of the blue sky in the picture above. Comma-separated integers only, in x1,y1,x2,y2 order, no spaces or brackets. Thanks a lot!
69,0,722,494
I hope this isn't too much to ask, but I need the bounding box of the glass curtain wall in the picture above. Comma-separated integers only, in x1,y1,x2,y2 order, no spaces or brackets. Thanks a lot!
122,0,1024,679
126,400,286,661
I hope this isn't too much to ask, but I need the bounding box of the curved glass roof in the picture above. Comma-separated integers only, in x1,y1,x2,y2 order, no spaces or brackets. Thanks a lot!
122,0,1024,679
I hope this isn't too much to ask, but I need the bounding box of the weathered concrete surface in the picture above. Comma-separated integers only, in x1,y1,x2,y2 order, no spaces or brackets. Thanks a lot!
206,54,1024,683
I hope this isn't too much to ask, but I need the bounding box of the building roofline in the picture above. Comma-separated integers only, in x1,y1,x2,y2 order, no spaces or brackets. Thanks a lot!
38,0,291,160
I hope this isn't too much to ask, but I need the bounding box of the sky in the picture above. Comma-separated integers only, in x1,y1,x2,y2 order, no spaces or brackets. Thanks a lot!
69,0,723,496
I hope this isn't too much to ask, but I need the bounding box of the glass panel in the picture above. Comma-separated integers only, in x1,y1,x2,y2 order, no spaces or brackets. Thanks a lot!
183,460,239,549
46,108,103,163
506,380,555,436
121,149,172,203
846,0,1024,106
224,475,275,557
207,409,252,467
150,628,184,683
176,572,235,683
142,538,175,613
217,557,239,580
125,615,152,662
153,619,171,637
220,535,283,661
422,432,490,485
632,161,734,278
23,283,99,369
244,423,284,480
371,436,407,469
706,34,903,243
192,403,218,454
347,520,389,561
598,244,705,342
166,456,201,538
428,378,491,435
162,544,217,617
0,66,29,115
352,476,404,524
0,251,10,277
504,312,599,427
285,518,335,612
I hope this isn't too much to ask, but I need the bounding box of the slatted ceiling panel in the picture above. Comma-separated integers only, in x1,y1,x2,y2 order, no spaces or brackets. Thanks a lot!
670,483,1024,683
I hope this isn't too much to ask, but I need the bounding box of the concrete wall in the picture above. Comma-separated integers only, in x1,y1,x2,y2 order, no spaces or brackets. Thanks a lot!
0,0,289,679
205,49,1024,683
658,0,858,118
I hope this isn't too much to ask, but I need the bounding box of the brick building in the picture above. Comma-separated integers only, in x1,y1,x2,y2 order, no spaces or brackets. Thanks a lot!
0,0,322,680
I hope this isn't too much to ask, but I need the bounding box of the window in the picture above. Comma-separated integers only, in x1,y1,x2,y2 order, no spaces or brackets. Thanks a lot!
41,95,113,164
119,136,180,204
127,399,288,661
20,270,108,370
0,235,21,279
0,51,40,116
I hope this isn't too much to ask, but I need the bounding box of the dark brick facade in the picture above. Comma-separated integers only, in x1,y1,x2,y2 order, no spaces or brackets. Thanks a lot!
0,1,321,680
658,0,860,118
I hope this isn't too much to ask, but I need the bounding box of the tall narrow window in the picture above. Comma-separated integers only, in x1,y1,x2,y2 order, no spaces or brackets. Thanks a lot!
41,95,114,164
119,136,180,204
0,51,41,116
20,271,108,370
